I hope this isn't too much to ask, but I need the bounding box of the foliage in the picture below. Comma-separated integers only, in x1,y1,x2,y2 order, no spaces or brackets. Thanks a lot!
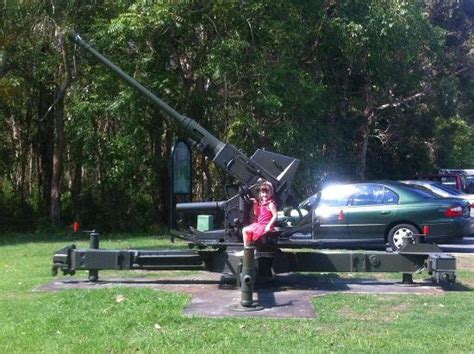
0,0,473,230
435,115,474,167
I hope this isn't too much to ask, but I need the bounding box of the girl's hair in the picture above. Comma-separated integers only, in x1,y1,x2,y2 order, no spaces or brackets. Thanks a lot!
259,181,274,197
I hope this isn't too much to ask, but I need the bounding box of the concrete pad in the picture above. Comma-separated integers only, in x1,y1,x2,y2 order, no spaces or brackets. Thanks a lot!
37,272,461,319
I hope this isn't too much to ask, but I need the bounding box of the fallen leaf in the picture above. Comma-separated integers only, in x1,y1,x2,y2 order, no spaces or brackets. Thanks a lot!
115,295,126,303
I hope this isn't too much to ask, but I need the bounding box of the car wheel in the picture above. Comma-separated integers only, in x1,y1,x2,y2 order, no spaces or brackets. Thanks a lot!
387,224,419,251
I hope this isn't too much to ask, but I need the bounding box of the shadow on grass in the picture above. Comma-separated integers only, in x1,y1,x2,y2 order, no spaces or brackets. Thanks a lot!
41,271,472,294
259,272,471,292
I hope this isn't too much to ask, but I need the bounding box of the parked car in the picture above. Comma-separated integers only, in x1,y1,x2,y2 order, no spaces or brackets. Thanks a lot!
401,180,474,217
290,181,471,251
439,169,474,193
439,168,474,176
415,173,470,193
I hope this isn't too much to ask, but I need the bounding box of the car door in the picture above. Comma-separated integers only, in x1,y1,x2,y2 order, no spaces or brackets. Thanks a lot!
344,184,399,244
312,184,353,240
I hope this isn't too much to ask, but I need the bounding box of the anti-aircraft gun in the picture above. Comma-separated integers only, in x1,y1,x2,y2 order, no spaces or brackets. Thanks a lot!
51,33,457,307
68,32,300,245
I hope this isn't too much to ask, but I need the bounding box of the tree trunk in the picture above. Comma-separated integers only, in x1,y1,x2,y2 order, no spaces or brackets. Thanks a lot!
150,115,165,224
50,96,65,226
355,91,375,180
195,155,205,201
50,34,70,227
160,125,172,225
37,85,54,216
71,143,83,220
355,119,370,180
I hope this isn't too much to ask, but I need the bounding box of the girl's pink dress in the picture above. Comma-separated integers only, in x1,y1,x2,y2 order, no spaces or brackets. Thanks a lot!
246,199,275,242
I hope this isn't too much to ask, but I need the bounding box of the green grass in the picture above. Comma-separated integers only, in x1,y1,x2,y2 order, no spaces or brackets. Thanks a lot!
1,232,473,352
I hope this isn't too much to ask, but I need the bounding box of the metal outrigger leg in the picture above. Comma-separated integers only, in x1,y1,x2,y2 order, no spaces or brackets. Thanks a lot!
52,230,456,309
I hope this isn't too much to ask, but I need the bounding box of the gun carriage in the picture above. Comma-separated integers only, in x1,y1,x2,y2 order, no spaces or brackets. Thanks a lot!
52,33,456,307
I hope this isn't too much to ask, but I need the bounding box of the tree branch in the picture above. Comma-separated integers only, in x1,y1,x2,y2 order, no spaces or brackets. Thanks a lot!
39,32,71,122
374,92,425,112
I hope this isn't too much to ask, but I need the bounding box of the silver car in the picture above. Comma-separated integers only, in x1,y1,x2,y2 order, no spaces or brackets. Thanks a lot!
402,180,474,217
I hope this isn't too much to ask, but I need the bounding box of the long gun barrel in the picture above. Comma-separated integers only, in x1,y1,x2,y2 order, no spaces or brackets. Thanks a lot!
69,32,224,157
69,32,300,203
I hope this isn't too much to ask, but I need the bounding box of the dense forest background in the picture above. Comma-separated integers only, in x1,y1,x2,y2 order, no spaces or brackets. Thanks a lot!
0,0,473,231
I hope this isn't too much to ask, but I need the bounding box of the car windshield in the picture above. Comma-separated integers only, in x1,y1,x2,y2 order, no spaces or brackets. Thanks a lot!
298,194,318,210
439,176,457,185
431,182,463,196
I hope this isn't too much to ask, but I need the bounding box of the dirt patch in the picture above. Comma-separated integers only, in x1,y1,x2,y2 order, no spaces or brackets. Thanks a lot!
457,255,474,270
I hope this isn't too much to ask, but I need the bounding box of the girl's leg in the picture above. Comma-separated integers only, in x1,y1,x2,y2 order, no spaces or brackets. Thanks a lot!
242,226,252,247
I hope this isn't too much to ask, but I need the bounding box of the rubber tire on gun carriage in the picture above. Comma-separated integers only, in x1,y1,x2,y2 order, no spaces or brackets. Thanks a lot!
387,223,420,251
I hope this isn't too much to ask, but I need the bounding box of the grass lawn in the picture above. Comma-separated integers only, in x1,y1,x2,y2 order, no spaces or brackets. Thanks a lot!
1,232,473,352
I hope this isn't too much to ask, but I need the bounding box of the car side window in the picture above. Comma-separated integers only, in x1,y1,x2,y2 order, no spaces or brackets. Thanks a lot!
319,185,354,207
349,184,398,206
350,184,380,206
382,188,398,204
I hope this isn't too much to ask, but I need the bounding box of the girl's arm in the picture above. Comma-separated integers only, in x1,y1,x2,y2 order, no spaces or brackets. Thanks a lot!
251,198,259,222
264,201,278,232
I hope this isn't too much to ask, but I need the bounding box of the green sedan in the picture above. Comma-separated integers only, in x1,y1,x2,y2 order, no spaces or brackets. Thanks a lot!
292,181,472,251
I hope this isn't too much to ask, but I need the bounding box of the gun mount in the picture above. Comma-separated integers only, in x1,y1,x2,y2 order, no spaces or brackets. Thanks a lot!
69,32,300,242
52,33,457,308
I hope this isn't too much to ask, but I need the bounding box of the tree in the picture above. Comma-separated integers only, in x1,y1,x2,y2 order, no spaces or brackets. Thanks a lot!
0,0,472,231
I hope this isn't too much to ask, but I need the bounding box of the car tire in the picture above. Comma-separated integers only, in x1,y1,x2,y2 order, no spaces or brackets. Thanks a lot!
387,224,419,251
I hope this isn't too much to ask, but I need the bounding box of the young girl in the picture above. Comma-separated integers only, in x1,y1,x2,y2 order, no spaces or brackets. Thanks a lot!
242,181,278,247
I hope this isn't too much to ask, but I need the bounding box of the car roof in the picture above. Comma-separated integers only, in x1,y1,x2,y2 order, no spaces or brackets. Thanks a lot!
320,180,440,201
323,180,422,188
402,179,440,186
439,169,474,176
417,173,463,178
401,180,474,200
301,180,469,207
